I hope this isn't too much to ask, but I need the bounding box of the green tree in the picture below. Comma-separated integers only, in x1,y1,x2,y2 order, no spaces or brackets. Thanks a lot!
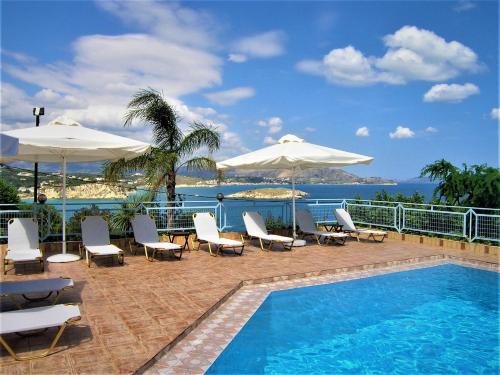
103,89,220,204
421,160,500,208
0,178,20,205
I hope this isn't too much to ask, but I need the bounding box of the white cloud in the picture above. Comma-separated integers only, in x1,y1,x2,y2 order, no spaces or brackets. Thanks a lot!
1,49,37,64
263,136,277,145
355,126,369,137
232,31,286,59
305,127,316,132
491,108,500,120
95,0,217,48
297,25,481,86
425,126,438,133
204,87,255,106
453,0,476,12
423,83,479,103
0,0,249,157
258,117,283,134
389,126,415,139
228,54,247,63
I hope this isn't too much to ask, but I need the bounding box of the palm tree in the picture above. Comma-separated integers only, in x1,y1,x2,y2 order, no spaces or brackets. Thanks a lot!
103,89,220,204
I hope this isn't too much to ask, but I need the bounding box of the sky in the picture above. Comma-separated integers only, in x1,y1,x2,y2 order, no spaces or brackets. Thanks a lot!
1,0,498,180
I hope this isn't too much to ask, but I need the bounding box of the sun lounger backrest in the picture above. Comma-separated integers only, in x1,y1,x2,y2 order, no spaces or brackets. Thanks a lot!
81,216,110,246
334,208,357,231
193,212,219,239
8,218,39,252
242,212,268,237
296,209,316,233
131,215,159,244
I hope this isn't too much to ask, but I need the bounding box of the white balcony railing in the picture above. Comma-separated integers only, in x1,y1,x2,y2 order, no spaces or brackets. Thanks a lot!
0,198,499,244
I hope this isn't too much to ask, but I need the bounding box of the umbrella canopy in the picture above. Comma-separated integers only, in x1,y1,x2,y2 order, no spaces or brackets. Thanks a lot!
217,134,373,241
217,134,373,170
0,117,149,163
0,117,151,263
0,134,19,157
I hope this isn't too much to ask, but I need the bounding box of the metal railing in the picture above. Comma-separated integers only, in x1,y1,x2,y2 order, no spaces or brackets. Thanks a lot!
0,199,499,244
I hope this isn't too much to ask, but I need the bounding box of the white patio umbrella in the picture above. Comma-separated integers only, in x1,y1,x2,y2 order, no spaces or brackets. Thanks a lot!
216,134,373,242
0,117,151,263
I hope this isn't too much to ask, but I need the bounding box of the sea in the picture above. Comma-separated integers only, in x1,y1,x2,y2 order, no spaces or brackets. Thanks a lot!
173,183,437,201
35,183,437,210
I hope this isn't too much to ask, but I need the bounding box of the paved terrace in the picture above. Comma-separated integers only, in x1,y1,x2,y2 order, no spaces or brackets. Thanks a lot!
0,237,498,375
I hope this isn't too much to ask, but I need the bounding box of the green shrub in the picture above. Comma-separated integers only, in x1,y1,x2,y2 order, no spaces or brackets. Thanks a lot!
0,178,20,205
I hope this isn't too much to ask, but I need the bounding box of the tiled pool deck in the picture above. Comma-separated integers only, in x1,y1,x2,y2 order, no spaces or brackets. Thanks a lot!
0,238,498,375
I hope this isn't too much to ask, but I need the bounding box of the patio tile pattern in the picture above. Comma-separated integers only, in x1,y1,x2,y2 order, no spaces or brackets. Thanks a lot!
0,238,498,375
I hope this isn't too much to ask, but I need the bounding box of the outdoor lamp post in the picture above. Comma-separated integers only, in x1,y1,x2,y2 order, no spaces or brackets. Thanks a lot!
32,107,45,203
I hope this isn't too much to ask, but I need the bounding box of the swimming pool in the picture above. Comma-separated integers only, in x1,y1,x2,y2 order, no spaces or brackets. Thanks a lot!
206,264,499,374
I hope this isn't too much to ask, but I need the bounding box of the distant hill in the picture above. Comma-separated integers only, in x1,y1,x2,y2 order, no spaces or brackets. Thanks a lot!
399,176,434,184
223,168,396,185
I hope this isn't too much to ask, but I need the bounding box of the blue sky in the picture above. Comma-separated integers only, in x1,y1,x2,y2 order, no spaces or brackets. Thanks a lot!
1,0,498,179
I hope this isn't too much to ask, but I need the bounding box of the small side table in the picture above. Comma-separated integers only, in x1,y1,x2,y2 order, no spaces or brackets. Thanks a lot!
166,231,192,251
322,223,343,233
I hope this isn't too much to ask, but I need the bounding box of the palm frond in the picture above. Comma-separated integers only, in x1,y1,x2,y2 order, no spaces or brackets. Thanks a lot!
102,152,152,181
124,88,183,149
178,122,220,158
179,157,217,173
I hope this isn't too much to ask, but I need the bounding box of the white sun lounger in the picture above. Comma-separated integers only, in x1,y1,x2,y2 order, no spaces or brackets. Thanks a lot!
334,208,387,242
296,209,348,245
0,304,81,360
0,277,74,309
242,211,294,251
131,215,183,261
81,216,124,267
193,212,244,257
4,218,44,275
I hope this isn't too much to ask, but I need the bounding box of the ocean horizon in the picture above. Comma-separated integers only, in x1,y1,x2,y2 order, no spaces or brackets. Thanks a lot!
35,182,438,207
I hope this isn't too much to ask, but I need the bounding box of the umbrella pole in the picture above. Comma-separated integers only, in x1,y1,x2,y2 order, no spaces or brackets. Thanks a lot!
62,156,67,254
292,167,296,239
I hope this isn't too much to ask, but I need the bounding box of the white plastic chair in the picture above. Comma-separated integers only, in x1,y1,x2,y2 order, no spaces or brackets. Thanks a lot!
4,218,43,274
0,304,81,360
334,208,387,242
131,215,182,261
81,216,124,267
242,211,294,251
296,209,348,245
192,212,244,256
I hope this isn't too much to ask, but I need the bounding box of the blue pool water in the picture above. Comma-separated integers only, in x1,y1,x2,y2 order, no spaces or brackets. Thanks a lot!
207,264,499,374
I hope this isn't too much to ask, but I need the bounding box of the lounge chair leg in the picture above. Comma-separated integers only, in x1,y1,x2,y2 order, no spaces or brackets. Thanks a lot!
144,246,151,261
85,250,90,268
259,238,265,251
0,317,80,361
315,235,321,246
118,253,124,265
237,245,244,256
175,247,183,260
208,243,217,257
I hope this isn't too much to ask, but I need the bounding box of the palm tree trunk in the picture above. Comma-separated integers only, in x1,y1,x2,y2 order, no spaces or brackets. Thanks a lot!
166,169,176,230
166,169,176,205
